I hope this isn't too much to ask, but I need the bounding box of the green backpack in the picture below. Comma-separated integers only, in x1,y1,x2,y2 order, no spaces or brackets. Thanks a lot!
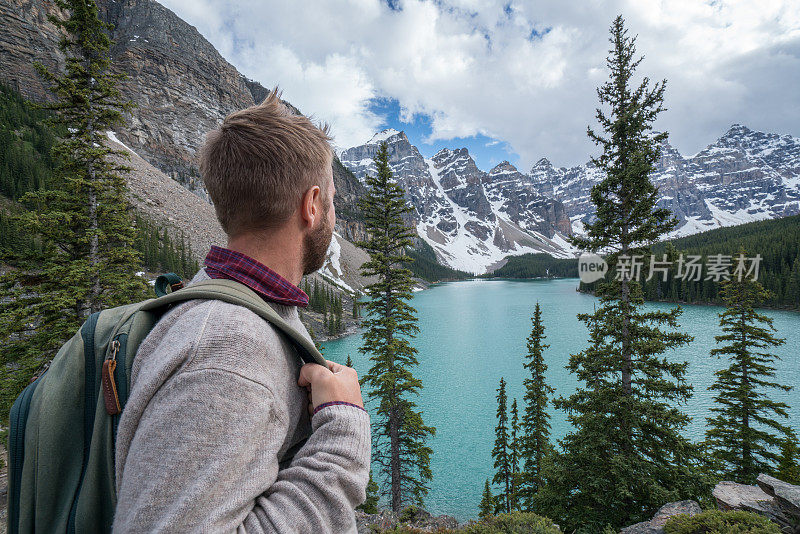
7,274,326,534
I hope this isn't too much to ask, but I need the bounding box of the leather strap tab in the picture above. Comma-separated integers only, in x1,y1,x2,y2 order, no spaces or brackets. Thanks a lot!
102,359,121,415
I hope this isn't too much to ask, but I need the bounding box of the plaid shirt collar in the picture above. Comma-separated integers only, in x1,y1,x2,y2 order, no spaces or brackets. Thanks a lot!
203,245,309,308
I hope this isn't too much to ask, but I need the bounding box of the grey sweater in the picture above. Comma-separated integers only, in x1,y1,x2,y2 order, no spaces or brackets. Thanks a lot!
113,269,371,533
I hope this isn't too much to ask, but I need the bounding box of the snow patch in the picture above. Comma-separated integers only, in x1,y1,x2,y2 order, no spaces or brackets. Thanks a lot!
106,131,137,155
367,129,401,145
550,232,579,257
318,233,355,293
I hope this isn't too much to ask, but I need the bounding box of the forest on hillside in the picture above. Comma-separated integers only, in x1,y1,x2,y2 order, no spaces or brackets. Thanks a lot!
580,215,800,310
485,215,800,310
0,83,198,278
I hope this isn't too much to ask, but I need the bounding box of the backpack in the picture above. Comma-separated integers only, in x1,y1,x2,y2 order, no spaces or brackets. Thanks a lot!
7,274,326,534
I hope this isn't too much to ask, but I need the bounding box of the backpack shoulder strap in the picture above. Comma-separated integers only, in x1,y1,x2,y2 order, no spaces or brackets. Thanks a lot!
140,279,326,366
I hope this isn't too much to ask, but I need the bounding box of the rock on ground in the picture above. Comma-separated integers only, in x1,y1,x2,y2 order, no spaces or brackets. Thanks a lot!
757,474,800,530
714,476,800,533
621,500,702,534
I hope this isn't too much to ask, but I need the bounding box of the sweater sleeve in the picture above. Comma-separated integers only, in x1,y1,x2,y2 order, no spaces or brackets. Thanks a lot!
248,404,371,533
112,366,371,534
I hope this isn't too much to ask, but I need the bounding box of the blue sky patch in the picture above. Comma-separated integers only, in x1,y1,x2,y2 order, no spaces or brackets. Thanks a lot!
366,96,521,173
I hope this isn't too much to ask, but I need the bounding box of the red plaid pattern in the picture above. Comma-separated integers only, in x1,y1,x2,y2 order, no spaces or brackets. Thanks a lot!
204,245,309,308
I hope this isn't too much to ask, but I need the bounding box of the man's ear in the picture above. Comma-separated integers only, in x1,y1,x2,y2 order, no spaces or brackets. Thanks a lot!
300,185,321,228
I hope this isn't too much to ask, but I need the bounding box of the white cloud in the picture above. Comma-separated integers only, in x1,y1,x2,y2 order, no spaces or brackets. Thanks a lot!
159,0,800,169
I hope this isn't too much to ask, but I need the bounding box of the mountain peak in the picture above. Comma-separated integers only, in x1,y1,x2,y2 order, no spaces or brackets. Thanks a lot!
434,147,453,158
722,124,754,137
531,157,553,171
489,160,519,174
432,147,474,167
367,128,405,145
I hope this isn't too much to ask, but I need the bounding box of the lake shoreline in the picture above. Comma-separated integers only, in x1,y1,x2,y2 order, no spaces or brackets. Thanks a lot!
321,277,800,521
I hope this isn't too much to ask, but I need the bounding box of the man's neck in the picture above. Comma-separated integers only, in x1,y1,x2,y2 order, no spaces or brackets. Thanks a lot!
226,230,303,287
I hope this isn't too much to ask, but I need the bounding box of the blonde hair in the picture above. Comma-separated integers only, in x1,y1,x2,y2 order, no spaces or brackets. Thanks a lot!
199,88,332,237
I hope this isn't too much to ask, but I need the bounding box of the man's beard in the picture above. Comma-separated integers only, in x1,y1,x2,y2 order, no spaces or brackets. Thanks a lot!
302,203,333,275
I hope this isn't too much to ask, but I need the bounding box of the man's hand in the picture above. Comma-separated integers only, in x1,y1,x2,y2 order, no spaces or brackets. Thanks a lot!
298,360,364,415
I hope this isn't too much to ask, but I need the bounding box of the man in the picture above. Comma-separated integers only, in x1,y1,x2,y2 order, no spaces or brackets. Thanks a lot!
113,89,371,533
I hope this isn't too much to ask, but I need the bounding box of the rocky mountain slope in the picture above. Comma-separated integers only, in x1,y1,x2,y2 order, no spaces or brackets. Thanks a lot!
1,0,253,191
530,124,800,237
340,130,574,273
0,0,372,292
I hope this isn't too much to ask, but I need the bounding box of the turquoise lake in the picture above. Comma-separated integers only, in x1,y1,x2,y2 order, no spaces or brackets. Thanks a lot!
320,278,800,521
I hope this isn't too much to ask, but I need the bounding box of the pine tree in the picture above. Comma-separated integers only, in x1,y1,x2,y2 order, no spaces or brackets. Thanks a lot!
346,355,353,368
538,16,705,531
705,274,793,483
0,0,147,422
509,397,521,512
776,436,800,485
492,377,512,514
357,141,435,512
357,470,381,515
519,302,553,511
479,479,494,520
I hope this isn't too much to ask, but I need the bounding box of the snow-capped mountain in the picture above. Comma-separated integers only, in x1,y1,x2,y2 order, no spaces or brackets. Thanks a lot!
339,131,574,273
532,124,800,237
340,124,800,273
484,160,572,237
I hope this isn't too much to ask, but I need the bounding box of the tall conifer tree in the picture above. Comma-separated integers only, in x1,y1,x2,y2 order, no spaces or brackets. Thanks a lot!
538,16,705,531
519,302,553,510
0,0,147,420
358,141,435,512
492,377,512,514
705,274,793,483
357,471,381,515
776,436,800,485
509,398,521,512
479,479,495,520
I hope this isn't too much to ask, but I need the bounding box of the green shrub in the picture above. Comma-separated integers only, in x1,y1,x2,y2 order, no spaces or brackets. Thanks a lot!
664,510,780,534
375,511,560,534
461,512,561,534
398,505,422,523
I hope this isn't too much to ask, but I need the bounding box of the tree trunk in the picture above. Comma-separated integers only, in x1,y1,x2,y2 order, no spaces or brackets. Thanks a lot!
621,277,631,395
385,270,402,512
740,310,751,478
88,181,100,314
390,402,401,512
620,230,632,396
504,463,510,513
620,209,633,461
86,95,101,316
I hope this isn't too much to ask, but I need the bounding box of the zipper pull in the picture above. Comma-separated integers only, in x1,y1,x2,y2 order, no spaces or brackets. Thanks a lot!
102,339,122,415
109,339,120,362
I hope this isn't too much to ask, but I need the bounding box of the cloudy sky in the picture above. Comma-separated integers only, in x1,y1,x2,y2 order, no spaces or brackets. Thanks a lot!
160,0,800,172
